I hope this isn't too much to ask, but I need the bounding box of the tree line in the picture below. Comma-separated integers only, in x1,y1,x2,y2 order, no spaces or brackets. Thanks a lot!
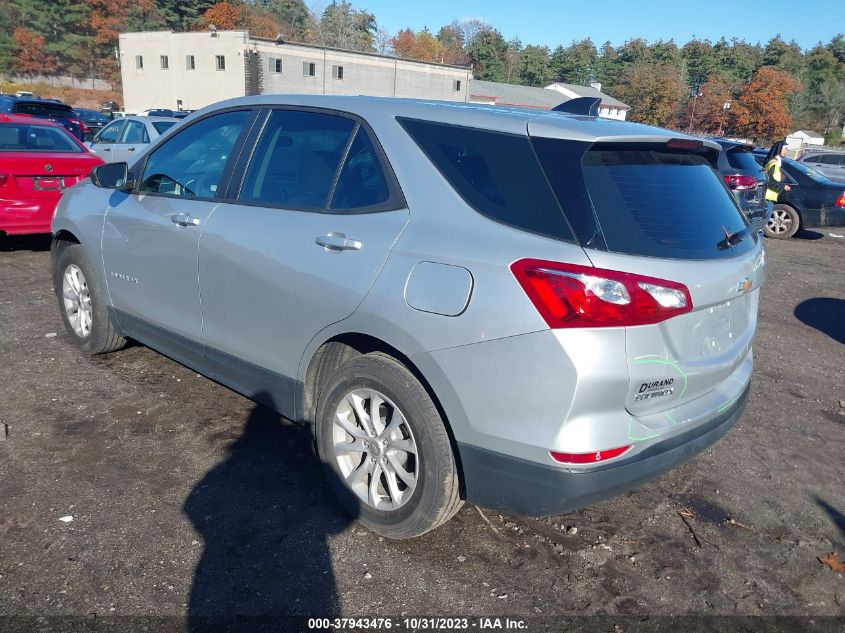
1,0,844,143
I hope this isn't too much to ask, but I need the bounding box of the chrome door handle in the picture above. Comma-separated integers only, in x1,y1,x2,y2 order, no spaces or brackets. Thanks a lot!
170,213,201,227
315,233,362,252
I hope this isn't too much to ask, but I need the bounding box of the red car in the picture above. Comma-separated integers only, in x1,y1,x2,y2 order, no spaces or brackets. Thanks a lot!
0,113,103,236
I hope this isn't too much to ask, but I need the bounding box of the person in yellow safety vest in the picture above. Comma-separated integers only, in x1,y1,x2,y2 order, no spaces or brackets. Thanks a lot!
764,140,791,202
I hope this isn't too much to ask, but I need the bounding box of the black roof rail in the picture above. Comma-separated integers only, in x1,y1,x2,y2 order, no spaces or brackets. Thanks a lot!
552,96,601,116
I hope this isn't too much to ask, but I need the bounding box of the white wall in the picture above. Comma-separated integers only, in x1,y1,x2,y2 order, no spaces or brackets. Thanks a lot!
119,31,249,112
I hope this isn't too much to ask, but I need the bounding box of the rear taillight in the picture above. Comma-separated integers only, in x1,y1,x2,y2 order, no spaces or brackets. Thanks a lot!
0,173,8,187
723,174,758,190
511,259,693,328
550,445,633,464
837,192,845,207
69,118,85,132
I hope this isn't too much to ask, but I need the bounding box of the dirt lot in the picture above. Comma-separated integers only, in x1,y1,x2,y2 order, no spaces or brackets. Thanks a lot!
1,230,843,630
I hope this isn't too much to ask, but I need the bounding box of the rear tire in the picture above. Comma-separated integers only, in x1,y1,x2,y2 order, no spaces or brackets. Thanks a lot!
316,352,463,539
53,244,125,354
765,204,800,239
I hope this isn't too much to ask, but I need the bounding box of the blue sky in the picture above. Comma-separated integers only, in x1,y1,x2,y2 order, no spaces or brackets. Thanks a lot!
351,0,842,50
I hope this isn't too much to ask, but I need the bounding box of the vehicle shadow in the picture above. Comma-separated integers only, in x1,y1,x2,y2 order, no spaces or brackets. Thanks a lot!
0,233,52,252
794,297,845,345
184,394,356,631
793,229,824,241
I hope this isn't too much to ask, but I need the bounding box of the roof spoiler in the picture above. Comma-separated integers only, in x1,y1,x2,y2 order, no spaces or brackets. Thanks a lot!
552,97,601,116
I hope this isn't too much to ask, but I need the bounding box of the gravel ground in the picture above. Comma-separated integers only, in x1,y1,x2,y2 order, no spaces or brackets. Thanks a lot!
0,230,843,631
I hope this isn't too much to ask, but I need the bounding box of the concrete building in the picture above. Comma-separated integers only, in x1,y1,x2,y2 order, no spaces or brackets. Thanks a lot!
469,79,630,120
118,30,471,113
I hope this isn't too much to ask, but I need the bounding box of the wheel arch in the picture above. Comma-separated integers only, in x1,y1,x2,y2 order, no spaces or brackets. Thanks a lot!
300,331,467,497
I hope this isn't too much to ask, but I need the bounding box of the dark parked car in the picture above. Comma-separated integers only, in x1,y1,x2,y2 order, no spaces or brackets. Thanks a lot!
100,101,120,116
753,154,845,238
0,96,85,141
73,108,112,141
711,139,770,231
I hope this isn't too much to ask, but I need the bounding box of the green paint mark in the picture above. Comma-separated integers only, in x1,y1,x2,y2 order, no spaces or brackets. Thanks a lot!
663,413,680,426
627,418,662,442
716,394,741,414
633,358,689,398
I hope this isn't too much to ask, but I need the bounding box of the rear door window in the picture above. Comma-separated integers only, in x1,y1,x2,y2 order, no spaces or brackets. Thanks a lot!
239,109,355,210
726,148,765,176
14,103,72,118
120,120,148,144
399,118,574,241
535,140,755,260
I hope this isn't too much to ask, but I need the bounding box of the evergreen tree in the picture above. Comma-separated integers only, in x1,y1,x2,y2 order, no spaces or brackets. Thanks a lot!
519,44,553,86
467,28,508,81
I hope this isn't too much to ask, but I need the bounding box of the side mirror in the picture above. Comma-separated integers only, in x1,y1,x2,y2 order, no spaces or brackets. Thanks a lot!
90,162,134,190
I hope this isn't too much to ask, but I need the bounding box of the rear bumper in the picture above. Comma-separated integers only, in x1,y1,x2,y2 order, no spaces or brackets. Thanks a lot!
459,383,749,516
0,198,57,235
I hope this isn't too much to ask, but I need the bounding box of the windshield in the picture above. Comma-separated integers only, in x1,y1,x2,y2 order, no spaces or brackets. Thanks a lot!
784,159,829,182
0,123,83,152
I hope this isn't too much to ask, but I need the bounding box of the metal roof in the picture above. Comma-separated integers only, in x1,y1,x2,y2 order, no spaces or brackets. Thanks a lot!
470,80,629,110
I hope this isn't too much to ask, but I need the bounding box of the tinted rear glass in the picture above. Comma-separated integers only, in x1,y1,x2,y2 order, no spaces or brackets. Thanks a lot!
14,103,73,118
153,121,177,135
535,139,755,260
0,123,82,152
726,147,765,175
399,118,573,241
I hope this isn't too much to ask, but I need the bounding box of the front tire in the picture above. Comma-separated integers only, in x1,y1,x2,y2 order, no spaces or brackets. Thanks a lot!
53,244,125,354
316,352,463,539
765,204,800,239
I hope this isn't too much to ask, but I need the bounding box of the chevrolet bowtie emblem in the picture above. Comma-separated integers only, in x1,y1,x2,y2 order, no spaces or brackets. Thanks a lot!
737,278,753,294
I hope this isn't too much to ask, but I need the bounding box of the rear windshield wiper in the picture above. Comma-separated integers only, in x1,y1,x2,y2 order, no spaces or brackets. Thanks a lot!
717,225,751,250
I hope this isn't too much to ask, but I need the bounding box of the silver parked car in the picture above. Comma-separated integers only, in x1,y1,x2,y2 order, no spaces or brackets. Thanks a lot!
85,115,178,164
51,96,765,538
799,151,845,182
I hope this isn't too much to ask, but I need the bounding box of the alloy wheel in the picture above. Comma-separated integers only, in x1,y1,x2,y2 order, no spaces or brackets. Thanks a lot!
767,208,792,235
332,388,419,511
62,264,92,338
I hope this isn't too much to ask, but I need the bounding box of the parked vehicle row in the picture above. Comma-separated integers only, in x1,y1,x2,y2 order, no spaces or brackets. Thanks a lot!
0,95,86,141
710,138,770,233
49,95,763,538
0,114,103,236
86,116,179,164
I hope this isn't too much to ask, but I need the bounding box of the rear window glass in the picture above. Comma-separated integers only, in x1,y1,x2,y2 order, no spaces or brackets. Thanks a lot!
153,121,176,135
726,148,765,175
0,124,82,152
14,103,72,118
535,139,755,260
399,118,573,241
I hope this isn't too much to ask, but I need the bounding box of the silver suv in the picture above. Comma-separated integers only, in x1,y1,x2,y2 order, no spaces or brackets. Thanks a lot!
51,96,765,538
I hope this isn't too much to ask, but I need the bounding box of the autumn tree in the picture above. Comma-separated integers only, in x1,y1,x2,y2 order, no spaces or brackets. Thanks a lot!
201,2,248,30
614,63,687,127
687,73,738,134
732,67,803,142
435,23,468,65
12,27,55,80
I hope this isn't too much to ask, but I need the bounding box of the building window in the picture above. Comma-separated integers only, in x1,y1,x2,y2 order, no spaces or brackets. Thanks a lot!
270,57,282,73
135,55,143,70
186,55,195,70
216,55,226,71
160,55,169,70
453,79,462,92
303,61,316,77
332,65,344,80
